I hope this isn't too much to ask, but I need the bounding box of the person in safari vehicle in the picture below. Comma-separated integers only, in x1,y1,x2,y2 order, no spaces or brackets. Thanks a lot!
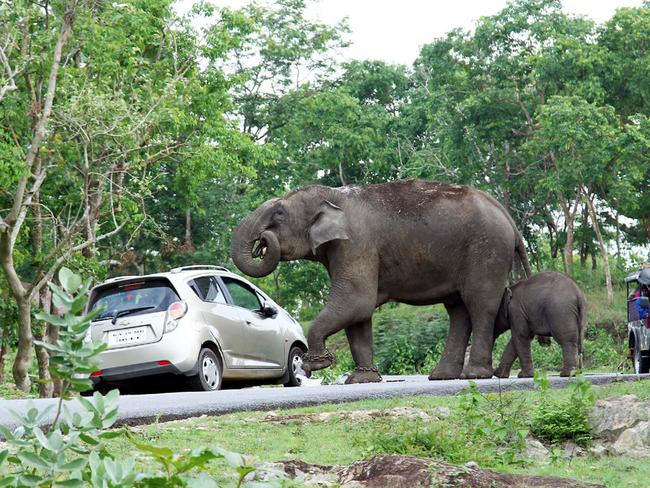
626,265,650,374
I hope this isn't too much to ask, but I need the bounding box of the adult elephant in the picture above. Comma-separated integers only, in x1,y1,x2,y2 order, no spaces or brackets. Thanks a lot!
230,179,530,383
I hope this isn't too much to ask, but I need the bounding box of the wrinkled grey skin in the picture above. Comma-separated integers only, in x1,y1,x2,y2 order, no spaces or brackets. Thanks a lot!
493,271,587,378
230,179,531,383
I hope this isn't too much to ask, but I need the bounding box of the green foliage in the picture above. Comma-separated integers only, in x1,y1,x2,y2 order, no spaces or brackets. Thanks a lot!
372,306,448,375
367,381,530,466
0,268,280,487
530,372,595,445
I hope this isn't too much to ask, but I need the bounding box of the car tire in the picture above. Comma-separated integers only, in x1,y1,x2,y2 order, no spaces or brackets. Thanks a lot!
633,342,650,374
284,346,310,387
187,348,222,391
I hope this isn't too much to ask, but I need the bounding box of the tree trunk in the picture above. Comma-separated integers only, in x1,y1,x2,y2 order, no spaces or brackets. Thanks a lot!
33,330,53,398
564,212,575,277
0,329,7,384
558,194,578,278
615,211,621,261
34,286,53,397
584,191,613,305
48,322,61,397
12,297,33,392
185,208,193,248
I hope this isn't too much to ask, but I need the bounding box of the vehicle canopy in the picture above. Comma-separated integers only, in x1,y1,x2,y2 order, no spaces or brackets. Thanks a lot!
625,266,650,286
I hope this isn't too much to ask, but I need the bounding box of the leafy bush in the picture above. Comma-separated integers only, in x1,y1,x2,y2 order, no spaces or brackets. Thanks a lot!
530,372,595,445
0,268,279,487
367,381,530,467
372,305,448,375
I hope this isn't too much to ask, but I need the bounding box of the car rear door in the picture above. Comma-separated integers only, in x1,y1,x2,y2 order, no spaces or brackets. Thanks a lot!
187,275,253,369
219,276,285,368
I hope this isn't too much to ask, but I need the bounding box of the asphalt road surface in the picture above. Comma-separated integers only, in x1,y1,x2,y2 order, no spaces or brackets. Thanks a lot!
1,373,647,433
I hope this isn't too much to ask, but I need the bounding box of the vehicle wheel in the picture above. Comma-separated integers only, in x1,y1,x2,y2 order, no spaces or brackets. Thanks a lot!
187,348,222,391
284,346,310,387
633,343,650,374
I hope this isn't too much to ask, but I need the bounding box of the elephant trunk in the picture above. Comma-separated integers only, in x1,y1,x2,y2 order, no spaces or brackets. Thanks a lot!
230,216,281,278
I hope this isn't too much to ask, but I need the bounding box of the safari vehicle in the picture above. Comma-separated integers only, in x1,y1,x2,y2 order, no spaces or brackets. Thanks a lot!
626,266,650,374
87,265,309,391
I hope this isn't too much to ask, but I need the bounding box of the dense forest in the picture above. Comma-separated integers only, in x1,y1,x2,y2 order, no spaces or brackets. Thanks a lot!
1,0,649,394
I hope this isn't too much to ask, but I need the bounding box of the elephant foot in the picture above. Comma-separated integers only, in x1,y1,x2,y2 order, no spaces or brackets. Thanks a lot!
517,369,534,378
301,349,335,372
428,364,463,381
345,367,382,384
461,364,494,379
493,367,511,379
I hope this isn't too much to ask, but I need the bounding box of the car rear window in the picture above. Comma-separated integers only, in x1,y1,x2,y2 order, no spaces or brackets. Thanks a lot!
90,279,179,321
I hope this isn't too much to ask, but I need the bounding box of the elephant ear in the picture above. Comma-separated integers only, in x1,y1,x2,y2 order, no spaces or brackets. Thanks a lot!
309,201,350,254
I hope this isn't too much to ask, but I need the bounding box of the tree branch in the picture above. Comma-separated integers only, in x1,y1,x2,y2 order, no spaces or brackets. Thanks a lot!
6,2,76,228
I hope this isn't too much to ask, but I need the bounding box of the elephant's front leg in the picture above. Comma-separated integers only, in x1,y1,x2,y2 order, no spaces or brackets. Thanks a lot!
303,255,378,373
494,338,517,378
345,319,382,384
429,302,471,380
509,311,535,378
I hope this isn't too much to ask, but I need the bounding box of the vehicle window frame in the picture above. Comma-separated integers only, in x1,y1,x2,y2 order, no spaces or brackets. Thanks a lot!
89,278,180,321
217,276,263,312
187,275,226,304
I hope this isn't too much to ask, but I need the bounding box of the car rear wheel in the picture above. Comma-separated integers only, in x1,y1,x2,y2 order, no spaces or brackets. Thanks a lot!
633,343,650,374
284,346,310,387
187,348,222,391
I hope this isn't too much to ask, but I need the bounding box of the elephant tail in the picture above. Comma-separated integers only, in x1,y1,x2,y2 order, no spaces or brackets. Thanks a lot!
513,229,532,280
577,291,588,370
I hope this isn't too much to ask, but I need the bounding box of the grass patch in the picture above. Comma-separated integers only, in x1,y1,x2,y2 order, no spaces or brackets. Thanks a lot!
101,378,650,486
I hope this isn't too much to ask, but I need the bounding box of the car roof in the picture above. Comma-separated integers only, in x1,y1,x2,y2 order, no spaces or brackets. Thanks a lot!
94,265,247,289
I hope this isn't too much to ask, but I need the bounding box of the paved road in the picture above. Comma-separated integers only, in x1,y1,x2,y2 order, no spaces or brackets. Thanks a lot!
1,373,647,432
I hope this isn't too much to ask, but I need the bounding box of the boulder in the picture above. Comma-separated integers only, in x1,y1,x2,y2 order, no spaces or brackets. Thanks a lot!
589,395,648,442
611,421,650,458
525,437,550,460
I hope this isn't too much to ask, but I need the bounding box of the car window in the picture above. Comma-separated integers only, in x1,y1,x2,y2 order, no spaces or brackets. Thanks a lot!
189,276,226,303
221,277,261,311
90,279,179,321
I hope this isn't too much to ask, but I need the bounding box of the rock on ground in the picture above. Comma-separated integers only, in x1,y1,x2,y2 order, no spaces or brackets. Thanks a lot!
589,394,650,457
266,454,604,488
589,395,648,442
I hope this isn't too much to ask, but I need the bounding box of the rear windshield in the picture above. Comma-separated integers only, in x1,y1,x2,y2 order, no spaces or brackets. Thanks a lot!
90,279,179,321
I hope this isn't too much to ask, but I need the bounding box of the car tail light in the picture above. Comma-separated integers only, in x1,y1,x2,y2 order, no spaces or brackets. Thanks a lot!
164,301,187,333
91,371,102,377
158,360,171,366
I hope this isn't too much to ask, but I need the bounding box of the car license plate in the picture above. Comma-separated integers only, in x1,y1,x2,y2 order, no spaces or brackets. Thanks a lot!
108,326,148,347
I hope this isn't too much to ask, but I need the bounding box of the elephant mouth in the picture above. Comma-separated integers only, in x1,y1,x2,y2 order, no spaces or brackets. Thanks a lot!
252,238,269,259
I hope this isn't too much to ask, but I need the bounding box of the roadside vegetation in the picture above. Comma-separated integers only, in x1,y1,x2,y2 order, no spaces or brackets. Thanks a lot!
99,379,650,487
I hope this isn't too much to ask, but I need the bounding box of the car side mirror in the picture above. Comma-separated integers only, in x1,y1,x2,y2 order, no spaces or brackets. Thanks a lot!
258,301,278,318
639,296,650,309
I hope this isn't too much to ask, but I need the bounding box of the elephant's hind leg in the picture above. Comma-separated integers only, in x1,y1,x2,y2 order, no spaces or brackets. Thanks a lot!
560,338,579,377
345,319,382,384
429,301,471,380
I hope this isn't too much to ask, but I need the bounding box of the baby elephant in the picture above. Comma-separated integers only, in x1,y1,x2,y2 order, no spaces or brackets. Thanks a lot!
493,271,587,378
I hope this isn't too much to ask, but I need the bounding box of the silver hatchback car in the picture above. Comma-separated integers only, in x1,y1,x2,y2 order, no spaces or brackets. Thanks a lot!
87,265,309,391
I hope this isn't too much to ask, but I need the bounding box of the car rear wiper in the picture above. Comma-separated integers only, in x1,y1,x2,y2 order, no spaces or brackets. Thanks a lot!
110,306,156,325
